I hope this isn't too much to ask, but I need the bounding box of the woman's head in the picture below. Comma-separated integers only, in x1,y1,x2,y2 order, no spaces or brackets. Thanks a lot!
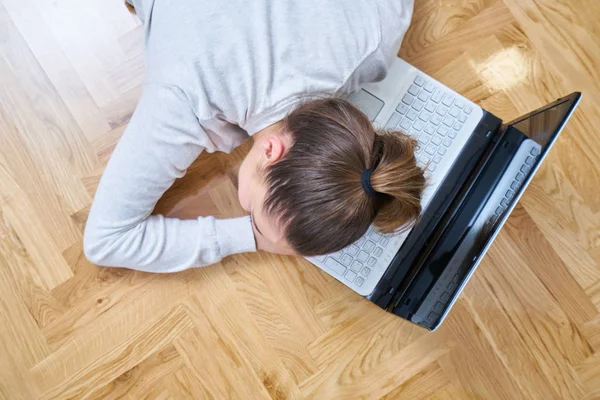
237,98,426,256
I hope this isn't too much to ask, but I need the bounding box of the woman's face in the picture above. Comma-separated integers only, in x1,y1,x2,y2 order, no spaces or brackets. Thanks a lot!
237,123,295,254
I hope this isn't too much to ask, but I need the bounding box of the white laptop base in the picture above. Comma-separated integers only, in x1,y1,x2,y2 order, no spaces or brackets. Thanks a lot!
306,58,484,296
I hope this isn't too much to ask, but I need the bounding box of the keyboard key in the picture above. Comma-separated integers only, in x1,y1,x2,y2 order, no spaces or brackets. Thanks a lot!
340,254,353,266
455,98,465,108
431,135,443,146
520,165,530,174
437,125,449,136
506,189,514,199
408,84,420,96
417,135,429,146
330,250,343,260
406,109,419,121
515,172,524,182
367,257,377,267
443,116,454,126
500,198,509,207
414,75,426,86
355,277,364,287
374,247,383,257
380,238,389,247
495,206,503,214
510,181,518,190
436,105,449,116
418,91,430,102
424,102,436,113
412,120,425,131
453,122,463,131
525,156,534,166
412,100,424,112
351,261,363,272
344,270,357,282
442,94,454,107
433,154,442,164
407,125,421,138
424,81,436,93
443,138,452,147
357,237,365,246
369,231,381,242
364,241,375,252
357,251,369,263
424,124,436,135
425,144,436,155
325,258,346,275
464,104,473,114
385,112,402,130
419,111,432,122
427,163,436,172
458,113,467,123
396,103,409,115
420,153,432,165
402,94,414,106
347,245,359,257
399,118,412,131
448,130,457,139
361,267,371,276
431,89,444,103
449,106,460,118
430,114,443,126
438,147,447,155
530,147,540,156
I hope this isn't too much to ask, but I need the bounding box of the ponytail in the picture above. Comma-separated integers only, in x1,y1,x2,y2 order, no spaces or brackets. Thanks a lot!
364,131,425,233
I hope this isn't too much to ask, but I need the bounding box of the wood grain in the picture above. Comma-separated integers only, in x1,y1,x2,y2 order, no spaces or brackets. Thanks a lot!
1,0,599,398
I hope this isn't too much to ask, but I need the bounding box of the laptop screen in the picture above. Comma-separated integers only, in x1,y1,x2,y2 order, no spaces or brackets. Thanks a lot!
506,94,580,152
457,93,582,281
483,93,581,234
396,93,581,329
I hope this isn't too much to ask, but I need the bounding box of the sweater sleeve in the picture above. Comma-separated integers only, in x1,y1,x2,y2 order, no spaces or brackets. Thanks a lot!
83,84,256,272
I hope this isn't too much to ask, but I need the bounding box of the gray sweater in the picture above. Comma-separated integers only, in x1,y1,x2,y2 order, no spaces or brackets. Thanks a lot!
84,0,413,272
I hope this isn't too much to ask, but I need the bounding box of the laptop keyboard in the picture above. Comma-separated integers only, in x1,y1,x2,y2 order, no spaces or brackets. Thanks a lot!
308,73,483,296
385,76,474,172
314,229,391,288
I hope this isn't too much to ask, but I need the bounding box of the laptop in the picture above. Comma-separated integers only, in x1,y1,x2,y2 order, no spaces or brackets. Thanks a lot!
306,57,581,330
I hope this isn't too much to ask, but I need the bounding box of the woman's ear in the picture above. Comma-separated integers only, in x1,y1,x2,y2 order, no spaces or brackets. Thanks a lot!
262,134,288,165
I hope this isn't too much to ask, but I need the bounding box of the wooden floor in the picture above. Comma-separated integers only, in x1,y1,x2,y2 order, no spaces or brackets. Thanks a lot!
1,0,599,398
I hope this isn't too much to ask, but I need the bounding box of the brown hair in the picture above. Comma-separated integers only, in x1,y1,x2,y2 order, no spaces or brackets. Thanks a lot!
262,98,426,256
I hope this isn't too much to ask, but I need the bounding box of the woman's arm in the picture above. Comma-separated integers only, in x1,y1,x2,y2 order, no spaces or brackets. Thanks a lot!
83,84,256,272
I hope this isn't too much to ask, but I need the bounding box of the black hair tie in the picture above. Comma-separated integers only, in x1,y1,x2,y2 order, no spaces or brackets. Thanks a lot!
361,168,381,199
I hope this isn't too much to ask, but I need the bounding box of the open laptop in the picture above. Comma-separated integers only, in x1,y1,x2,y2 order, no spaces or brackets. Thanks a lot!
306,57,581,330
